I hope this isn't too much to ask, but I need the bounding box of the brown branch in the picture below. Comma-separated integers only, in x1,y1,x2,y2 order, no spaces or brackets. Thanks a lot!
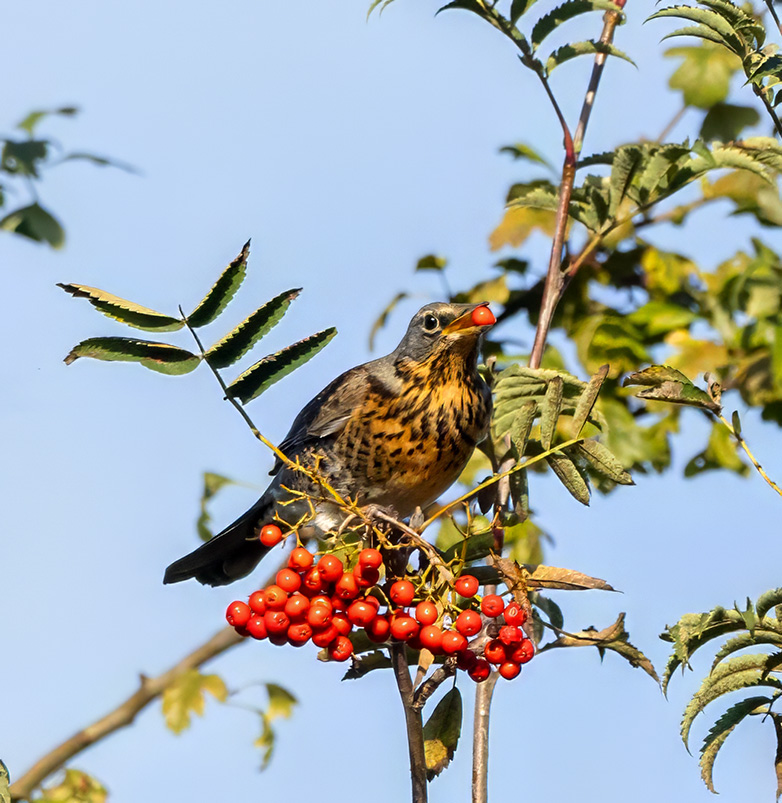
9,627,244,801
471,673,499,803
412,660,457,712
391,643,428,803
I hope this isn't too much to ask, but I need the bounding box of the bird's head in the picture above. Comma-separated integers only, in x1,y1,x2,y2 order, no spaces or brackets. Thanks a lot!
393,302,496,365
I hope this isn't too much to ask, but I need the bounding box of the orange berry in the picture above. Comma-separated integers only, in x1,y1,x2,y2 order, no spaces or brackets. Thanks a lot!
471,305,495,327
455,575,479,598
259,523,283,547
455,609,482,637
480,594,505,618
288,547,314,572
328,635,354,662
415,601,438,626
498,661,521,680
226,601,251,628
358,548,383,570
389,580,415,607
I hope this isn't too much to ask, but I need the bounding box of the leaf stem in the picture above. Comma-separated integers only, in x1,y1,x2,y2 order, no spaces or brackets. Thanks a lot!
718,414,782,498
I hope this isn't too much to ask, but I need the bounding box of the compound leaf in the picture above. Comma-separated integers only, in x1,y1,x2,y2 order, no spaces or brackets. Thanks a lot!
188,241,250,328
64,337,200,375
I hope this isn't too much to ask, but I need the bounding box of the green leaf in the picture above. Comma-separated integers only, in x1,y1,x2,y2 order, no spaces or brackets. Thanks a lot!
436,0,487,16
531,0,623,50
255,715,276,770
57,283,183,332
574,439,634,485
700,695,777,793
681,654,782,749
187,241,250,328
0,760,9,803
758,589,782,622
539,376,563,450
415,254,448,271
546,451,591,505
531,593,565,629
205,288,301,368
684,421,749,477
700,103,760,141
609,145,644,215
499,143,551,167
16,106,78,135
161,669,228,734
1,139,47,176
227,327,337,404
623,364,721,412
369,292,408,351
662,43,742,108
510,401,537,457
197,472,237,541
511,0,538,23
265,682,298,721
649,6,744,53
627,300,696,338
711,632,782,669
442,529,495,564
571,365,608,436
0,202,64,248
35,769,107,803
545,40,636,74
423,688,463,780
342,650,394,679
63,337,200,375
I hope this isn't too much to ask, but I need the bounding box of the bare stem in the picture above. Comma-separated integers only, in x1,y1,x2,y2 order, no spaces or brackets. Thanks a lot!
413,661,457,712
471,673,499,803
764,0,782,37
753,84,782,140
718,414,782,498
9,627,244,801
391,643,429,803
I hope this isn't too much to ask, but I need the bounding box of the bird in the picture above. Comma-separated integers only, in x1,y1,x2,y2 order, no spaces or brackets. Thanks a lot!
164,301,495,586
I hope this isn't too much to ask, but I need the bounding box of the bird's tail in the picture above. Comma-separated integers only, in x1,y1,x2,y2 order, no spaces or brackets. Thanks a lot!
163,496,274,587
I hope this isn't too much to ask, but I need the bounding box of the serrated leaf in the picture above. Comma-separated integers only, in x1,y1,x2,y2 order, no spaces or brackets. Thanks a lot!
226,327,337,404
0,202,64,248
436,0,487,16
187,241,249,328
532,0,623,50
623,364,721,412
609,145,644,216
700,695,776,793
423,688,463,780
266,682,297,721
649,6,744,53
342,650,394,679
511,0,538,23
574,439,633,485
369,292,408,351
58,283,183,332
547,451,591,505
758,589,782,622
545,40,636,74
712,632,782,669
63,337,200,375
572,365,608,436
540,376,563,450
205,288,301,368
681,654,782,749
162,669,227,734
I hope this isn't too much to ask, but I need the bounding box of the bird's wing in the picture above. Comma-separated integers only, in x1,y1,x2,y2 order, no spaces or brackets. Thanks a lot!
270,365,371,474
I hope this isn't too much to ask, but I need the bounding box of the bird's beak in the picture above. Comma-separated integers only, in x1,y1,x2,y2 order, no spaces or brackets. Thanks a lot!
442,302,496,335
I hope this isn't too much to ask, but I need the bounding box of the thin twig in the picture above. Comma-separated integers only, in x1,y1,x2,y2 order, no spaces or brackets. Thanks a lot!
753,84,782,140
719,414,782,498
764,0,782,37
471,673,499,803
413,661,457,712
391,643,429,803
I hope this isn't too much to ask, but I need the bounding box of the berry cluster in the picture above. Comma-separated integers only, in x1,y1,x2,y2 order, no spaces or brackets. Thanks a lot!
226,525,534,681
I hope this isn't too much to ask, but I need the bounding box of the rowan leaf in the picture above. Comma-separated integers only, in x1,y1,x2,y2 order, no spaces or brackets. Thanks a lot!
662,43,741,107
571,365,608,436
623,364,721,412
530,0,623,50
187,241,249,327
226,327,337,404
510,401,537,457
34,769,107,803
758,589,782,622
205,288,301,368
342,651,394,679
415,254,448,271
649,6,744,53
423,688,463,780
161,669,228,734
0,202,64,248
525,564,615,591
545,40,636,74
197,472,238,542
546,451,591,505
63,337,200,375
57,283,183,332
266,683,297,721
540,376,563,451
574,439,634,485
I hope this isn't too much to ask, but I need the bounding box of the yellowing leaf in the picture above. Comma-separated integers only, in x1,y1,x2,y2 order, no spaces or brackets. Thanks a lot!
489,207,555,251
161,669,227,734
34,770,107,803
423,688,463,780
265,683,297,721
665,43,741,108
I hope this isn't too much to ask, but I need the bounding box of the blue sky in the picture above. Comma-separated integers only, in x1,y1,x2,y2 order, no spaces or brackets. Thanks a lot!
2,1,781,801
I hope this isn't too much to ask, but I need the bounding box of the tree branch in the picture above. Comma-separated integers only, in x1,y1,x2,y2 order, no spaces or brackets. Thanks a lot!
471,673,499,803
391,643,428,803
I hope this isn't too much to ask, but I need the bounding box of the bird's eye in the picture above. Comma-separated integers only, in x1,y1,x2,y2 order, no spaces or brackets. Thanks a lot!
422,314,439,332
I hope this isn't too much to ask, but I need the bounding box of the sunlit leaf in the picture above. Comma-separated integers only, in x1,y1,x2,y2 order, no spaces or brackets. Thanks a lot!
161,669,227,734
64,337,200,375
575,439,634,485
0,761,9,803
57,283,183,332
187,241,250,328
35,769,107,803
0,202,64,248
525,564,615,591
531,0,623,51
423,688,463,780
545,40,636,74
226,327,337,404
266,683,298,721
684,421,749,477
662,43,741,107
546,451,591,505
758,589,782,621
623,364,721,412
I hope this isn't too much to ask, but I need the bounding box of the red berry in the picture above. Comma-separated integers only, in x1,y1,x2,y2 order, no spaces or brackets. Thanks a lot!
276,568,302,593
455,574,479,598
334,572,360,601
317,554,344,583
259,523,283,547
331,612,352,636
245,614,267,640
415,601,438,626
353,563,380,588
389,580,415,607
312,623,340,647
468,659,492,682
301,568,323,595
307,604,333,628
481,594,505,618
503,601,527,626
287,622,313,646
225,601,251,628
363,595,381,611
268,632,288,646
455,609,482,637
328,635,354,662
358,548,383,570
418,625,444,653
288,547,314,572
264,610,290,635
509,639,535,664
471,305,495,327
390,615,420,641
347,600,377,627
263,585,287,611
498,661,522,680
284,593,310,620
499,625,523,646
366,614,391,643
330,595,349,612
456,649,478,671
441,631,468,654
483,639,508,665
248,590,267,615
